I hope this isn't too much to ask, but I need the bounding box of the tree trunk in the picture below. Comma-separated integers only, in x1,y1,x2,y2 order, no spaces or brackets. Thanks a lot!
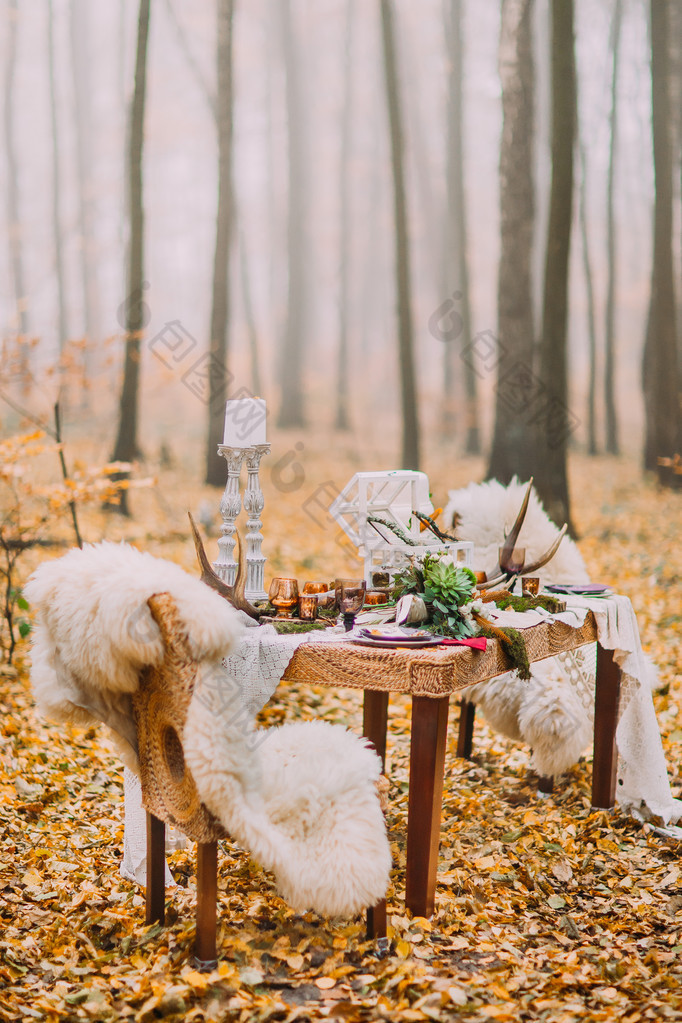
533,0,575,531
47,0,68,365
604,0,623,456
487,0,537,484
240,231,263,397
110,0,151,514
578,137,598,456
444,0,479,454
70,0,101,398
335,0,354,432
380,0,420,470
277,0,307,428
4,0,28,350
642,0,680,484
445,0,478,456
205,0,235,487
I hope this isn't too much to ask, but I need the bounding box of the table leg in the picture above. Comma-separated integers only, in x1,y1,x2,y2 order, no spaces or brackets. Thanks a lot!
457,699,476,759
195,841,218,969
366,898,387,940
145,812,166,926
363,690,389,772
406,695,450,918
592,643,621,808
363,690,389,937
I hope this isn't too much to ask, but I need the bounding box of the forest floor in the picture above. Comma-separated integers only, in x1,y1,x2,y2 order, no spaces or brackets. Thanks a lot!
1,440,682,1022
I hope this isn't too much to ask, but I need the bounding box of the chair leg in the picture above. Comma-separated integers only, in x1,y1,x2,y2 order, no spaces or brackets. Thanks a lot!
195,840,218,969
457,699,475,759
145,812,166,926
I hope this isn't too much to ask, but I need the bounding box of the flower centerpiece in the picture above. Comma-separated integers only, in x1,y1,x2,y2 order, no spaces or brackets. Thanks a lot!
393,552,480,638
393,551,532,678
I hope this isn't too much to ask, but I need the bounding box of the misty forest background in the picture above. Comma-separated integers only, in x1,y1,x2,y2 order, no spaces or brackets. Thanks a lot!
1,0,682,531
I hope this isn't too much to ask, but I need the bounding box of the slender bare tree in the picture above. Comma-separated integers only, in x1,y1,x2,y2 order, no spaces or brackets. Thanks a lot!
4,0,28,350
487,0,536,484
380,0,420,470
444,0,479,454
533,0,576,531
205,0,235,486
110,0,151,514
642,0,681,484
240,232,263,398
277,0,307,428
578,137,598,456
70,0,101,392
604,0,623,456
335,0,354,431
47,0,68,363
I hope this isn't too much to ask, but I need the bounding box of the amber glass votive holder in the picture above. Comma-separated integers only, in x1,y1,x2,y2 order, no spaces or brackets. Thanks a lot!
522,576,540,597
268,577,299,618
365,590,389,605
302,581,328,594
299,595,319,621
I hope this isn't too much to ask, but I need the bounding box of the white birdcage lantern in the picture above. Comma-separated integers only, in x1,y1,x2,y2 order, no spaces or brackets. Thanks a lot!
329,470,474,585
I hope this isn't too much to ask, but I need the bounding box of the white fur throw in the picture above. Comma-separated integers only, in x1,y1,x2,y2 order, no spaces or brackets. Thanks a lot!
25,542,390,917
444,478,594,777
24,541,244,770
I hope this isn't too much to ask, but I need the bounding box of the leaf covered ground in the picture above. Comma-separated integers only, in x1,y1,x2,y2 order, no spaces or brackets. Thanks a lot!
1,443,682,1022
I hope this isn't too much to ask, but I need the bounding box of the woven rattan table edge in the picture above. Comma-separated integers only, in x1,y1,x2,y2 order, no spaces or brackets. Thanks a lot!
281,611,599,698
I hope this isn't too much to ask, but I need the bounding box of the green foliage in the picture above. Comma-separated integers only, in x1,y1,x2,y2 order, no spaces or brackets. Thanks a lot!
492,593,567,615
423,560,476,608
393,555,478,638
476,622,531,679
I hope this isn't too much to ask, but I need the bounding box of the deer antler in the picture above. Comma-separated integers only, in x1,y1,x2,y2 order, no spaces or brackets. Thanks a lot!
489,476,533,578
188,511,260,621
520,523,567,574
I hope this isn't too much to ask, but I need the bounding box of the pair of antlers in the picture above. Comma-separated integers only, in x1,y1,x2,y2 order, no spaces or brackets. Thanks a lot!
189,512,261,620
486,477,567,586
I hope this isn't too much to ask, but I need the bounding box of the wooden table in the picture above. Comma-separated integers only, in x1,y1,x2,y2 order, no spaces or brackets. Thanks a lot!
281,611,621,937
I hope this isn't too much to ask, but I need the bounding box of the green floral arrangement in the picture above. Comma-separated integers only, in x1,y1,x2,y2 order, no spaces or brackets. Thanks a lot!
393,552,531,677
394,553,478,638
422,559,478,638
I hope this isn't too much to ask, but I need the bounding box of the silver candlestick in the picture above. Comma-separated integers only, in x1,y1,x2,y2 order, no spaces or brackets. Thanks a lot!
215,443,270,600
243,444,270,601
215,446,249,586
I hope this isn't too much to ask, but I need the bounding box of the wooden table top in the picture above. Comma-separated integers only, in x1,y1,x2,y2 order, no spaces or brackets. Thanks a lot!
281,611,599,698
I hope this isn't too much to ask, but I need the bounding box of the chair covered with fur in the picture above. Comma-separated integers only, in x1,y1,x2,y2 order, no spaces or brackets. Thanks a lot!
24,542,391,961
443,478,600,780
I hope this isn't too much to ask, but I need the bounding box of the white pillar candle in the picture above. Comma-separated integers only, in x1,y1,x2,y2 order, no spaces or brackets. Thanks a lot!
223,397,267,447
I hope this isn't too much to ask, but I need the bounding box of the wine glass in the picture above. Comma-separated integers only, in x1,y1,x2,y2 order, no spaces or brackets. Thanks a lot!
268,577,299,618
335,578,367,632
498,546,526,576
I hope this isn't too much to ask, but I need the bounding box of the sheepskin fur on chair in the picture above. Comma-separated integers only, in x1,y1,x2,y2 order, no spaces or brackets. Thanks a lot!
25,542,391,918
443,478,595,778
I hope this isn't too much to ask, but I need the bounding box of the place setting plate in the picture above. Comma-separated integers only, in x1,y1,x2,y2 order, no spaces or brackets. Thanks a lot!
544,583,613,597
350,627,444,650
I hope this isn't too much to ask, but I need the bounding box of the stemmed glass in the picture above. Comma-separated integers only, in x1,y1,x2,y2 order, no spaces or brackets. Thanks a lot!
335,578,367,632
268,577,299,618
498,546,526,576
